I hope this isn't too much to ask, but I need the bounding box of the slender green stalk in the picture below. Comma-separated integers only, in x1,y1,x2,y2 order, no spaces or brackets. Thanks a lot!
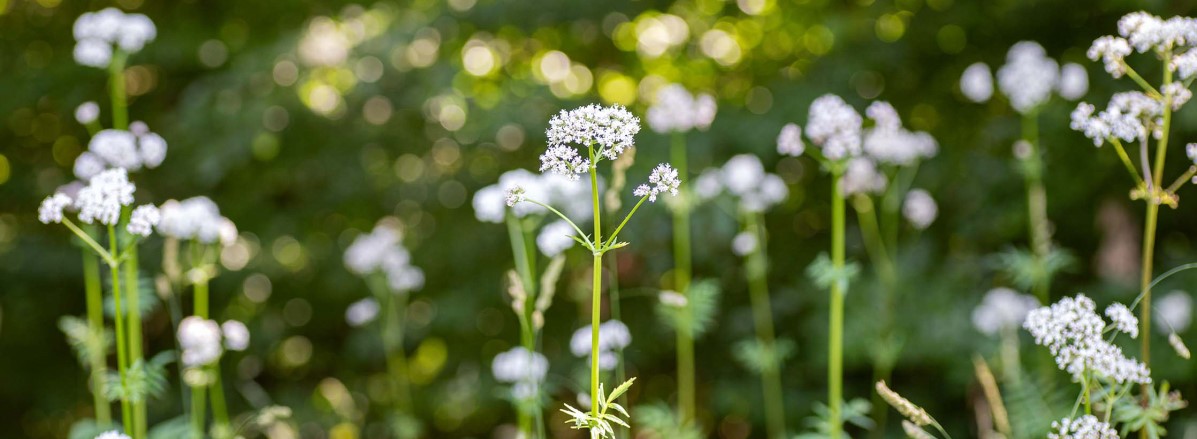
604,196,648,248
109,50,128,130
83,247,112,427
107,226,133,434
588,144,604,417
607,252,627,439
192,274,210,439
743,212,786,439
670,131,696,422
505,215,539,438
1141,54,1175,378
210,368,231,439
124,242,147,439
1021,114,1051,303
854,194,898,439
828,172,846,439
852,196,897,285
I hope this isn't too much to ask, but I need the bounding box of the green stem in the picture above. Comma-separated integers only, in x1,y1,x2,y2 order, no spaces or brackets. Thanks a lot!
607,252,627,439
125,241,146,439
603,196,649,248
852,195,897,285
829,171,846,439
1110,138,1147,188
506,216,539,438
210,366,231,439
588,143,604,418
107,226,133,434
1082,371,1092,415
1021,114,1051,303
1141,54,1174,379
109,50,128,130
191,382,207,439
64,218,116,265
670,131,695,423
744,212,786,439
83,247,112,427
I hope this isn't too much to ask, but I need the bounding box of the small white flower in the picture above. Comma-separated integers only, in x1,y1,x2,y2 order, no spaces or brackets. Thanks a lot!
178,316,223,367
217,217,238,247
659,290,688,308
126,204,161,237
116,13,156,52
1048,415,1118,439
902,189,937,230
74,39,113,68
1057,63,1089,100
731,231,757,256
570,320,632,371
137,132,168,169
693,169,724,201
90,129,142,171
1024,294,1151,384
646,84,718,133
1087,36,1132,78
634,163,681,203
1105,303,1139,338
221,320,250,351
997,41,1059,114
471,185,506,223
344,221,421,293
38,193,72,224
536,220,575,257
721,154,766,196
385,263,424,293
1172,49,1197,80
840,157,887,196
805,94,863,161
739,174,788,213
74,168,136,226
545,104,640,162
1157,290,1192,333
75,102,100,125
776,123,805,157
74,152,107,181
156,196,225,242
538,144,591,180
972,287,1039,336
693,94,717,130
95,431,132,439
960,62,994,103
491,346,549,385
1163,82,1192,110
862,102,937,166
345,298,380,327
504,186,527,207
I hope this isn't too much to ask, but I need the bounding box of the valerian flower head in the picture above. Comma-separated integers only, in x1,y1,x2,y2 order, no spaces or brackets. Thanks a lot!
902,189,937,230
539,144,591,180
862,102,937,166
75,102,100,125
805,94,863,161
1105,302,1138,338
1048,415,1118,439
960,62,994,103
74,151,107,181
504,186,527,207
972,287,1039,336
178,316,222,367
721,154,766,196
1163,82,1193,109
646,84,717,133
90,129,142,171
95,431,132,439
840,157,887,196
126,204,160,237
221,320,250,351
634,163,681,203
1071,92,1163,146
1087,36,1132,78
731,231,758,256
157,197,226,243
343,221,409,280
776,123,805,157
1058,63,1090,100
545,104,640,162
38,193,72,224
1157,290,1192,333
138,132,168,169
1116,12,1197,54
73,8,157,68
536,219,576,257
75,168,136,226
492,346,549,386
997,41,1060,114
570,320,632,371
345,298,380,327
1172,49,1197,80
1024,294,1151,384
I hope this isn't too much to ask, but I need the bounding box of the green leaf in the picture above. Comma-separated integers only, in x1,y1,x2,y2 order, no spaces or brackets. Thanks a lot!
146,415,190,439
992,247,1074,292
806,253,860,292
68,419,113,439
732,338,796,374
605,377,636,405
103,275,160,318
58,315,112,369
655,279,720,338
632,402,703,439
104,351,176,403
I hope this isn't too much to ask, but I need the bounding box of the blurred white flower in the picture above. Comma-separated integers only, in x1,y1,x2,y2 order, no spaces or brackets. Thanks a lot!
658,290,688,308
805,94,863,161
74,152,107,181
217,217,238,247
693,169,724,201
646,84,717,133
862,102,937,166
997,41,1059,114
126,204,160,237
570,320,631,371
345,298,380,327
960,62,993,103
1105,302,1138,338
72,8,157,68
178,316,223,367
721,154,766,196
75,168,135,226
157,197,226,244
1057,63,1089,100
1157,290,1192,333
38,193,72,224
536,220,575,257
491,346,549,385
902,189,937,230
90,129,142,171
776,123,804,157
545,104,640,162
75,102,100,125
74,39,113,68
138,132,168,169
95,431,132,439
840,158,886,196
221,320,250,351
731,231,757,256
1087,36,1132,78
471,185,506,223
972,287,1038,336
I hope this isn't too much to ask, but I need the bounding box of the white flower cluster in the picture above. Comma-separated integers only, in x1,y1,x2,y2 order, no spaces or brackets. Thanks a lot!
1104,302,1138,338
126,204,161,237
536,220,576,257
776,123,804,157
38,193,72,224
646,84,717,133
544,104,640,166
862,102,938,166
804,94,863,160
902,189,937,230
73,8,156,68
1071,92,1163,147
177,316,248,367
972,287,1039,336
158,197,237,245
840,158,887,196
963,42,1087,112
1048,415,1119,439
345,298,380,327
633,164,681,203
694,154,788,212
473,169,594,223
75,127,168,181
492,346,549,400
1117,12,1197,54
95,431,132,439
343,221,425,293
74,168,136,226
1088,36,1133,78
1024,294,1151,384
570,320,632,371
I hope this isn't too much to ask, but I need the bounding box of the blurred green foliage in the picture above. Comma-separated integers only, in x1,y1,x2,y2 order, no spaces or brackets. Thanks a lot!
3,0,1197,437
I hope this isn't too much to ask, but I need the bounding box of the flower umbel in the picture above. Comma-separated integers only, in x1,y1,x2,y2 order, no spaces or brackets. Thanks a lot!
634,164,681,202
